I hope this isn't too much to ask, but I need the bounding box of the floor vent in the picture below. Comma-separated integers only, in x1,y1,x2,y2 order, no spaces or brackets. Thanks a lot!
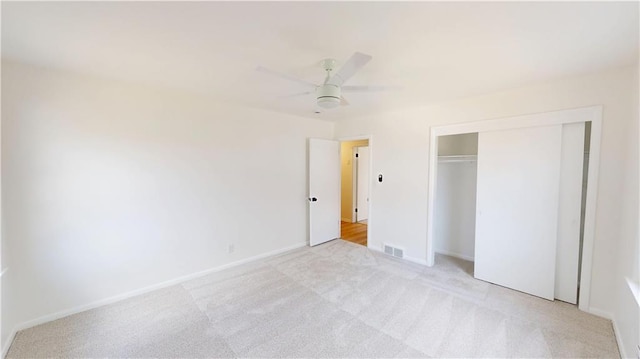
383,244,404,258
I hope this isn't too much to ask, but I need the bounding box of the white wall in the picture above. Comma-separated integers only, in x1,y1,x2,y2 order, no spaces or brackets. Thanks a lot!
1,60,334,350
612,65,639,358
0,50,3,351
334,66,637,325
433,160,476,261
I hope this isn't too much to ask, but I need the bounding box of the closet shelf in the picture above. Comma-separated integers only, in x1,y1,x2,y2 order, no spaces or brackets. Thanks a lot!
438,155,477,163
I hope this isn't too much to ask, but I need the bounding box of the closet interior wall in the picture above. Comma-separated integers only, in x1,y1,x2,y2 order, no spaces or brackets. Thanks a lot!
434,133,478,261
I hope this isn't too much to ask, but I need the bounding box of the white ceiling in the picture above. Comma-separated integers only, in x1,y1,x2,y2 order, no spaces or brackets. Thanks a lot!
2,1,638,121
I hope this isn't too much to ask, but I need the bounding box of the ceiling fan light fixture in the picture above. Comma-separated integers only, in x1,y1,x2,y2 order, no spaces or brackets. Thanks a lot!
317,96,341,109
316,84,341,109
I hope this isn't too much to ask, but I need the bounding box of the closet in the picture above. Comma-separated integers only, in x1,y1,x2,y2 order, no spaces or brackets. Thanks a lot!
434,133,478,262
433,119,591,304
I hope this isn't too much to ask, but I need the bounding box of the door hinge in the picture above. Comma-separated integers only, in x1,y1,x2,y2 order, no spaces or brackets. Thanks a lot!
355,153,359,158
355,208,358,213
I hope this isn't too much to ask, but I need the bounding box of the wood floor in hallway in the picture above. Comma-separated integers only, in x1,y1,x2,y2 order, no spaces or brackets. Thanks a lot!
341,221,367,246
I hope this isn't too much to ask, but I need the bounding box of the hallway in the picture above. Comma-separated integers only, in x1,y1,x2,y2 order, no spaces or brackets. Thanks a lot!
340,221,367,246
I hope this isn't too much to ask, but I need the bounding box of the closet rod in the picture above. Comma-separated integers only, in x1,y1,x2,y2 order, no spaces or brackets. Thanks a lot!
437,155,477,163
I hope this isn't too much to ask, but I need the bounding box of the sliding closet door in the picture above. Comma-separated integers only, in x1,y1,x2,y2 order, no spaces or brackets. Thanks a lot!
475,125,562,300
555,122,585,304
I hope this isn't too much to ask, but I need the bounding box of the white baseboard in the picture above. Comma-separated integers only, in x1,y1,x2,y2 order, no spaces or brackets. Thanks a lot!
585,307,626,358
367,246,428,266
610,315,627,359
367,246,385,256
1,242,307,359
435,249,475,262
403,255,429,266
587,306,613,320
2,329,17,359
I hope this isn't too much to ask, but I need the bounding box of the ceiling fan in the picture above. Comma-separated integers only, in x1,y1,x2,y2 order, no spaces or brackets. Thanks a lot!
257,52,397,111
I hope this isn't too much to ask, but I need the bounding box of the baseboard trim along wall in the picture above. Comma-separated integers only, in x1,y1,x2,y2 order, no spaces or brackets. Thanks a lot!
434,249,475,262
1,242,307,358
585,307,627,358
587,306,613,320
367,246,429,266
1,329,17,359
403,255,429,266
610,315,628,359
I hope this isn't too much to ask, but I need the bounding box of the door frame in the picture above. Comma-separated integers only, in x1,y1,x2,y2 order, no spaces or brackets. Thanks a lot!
339,135,373,248
352,145,370,223
426,106,602,312
351,146,358,223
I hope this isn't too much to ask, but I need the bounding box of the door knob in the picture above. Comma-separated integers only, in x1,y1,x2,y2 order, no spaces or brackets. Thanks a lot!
308,197,318,202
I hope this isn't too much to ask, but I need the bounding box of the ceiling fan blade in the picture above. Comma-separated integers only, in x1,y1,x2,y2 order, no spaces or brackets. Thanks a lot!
340,96,350,106
256,66,317,89
327,52,372,87
278,91,314,98
341,85,401,92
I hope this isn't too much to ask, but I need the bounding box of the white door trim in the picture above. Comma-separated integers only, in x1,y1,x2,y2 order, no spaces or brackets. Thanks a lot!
351,147,358,223
426,105,602,312
338,135,373,247
355,146,370,223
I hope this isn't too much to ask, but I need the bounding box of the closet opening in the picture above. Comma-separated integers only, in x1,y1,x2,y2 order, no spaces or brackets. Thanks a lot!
432,133,479,277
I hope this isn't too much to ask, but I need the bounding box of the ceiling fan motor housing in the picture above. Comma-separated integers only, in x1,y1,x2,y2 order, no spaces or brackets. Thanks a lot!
316,84,341,109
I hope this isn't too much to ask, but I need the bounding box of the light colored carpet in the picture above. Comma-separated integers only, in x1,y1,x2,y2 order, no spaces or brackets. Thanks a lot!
7,240,620,358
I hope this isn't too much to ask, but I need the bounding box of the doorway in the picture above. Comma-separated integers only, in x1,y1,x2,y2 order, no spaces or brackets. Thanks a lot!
340,139,369,246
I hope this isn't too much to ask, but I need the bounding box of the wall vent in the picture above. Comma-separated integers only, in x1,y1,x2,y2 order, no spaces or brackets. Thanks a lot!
383,244,404,258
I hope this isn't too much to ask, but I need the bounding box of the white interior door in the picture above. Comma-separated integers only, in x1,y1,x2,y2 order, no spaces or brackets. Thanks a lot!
475,125,562,300
356,146,370,222
555,122,585,304
308,138,340,246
